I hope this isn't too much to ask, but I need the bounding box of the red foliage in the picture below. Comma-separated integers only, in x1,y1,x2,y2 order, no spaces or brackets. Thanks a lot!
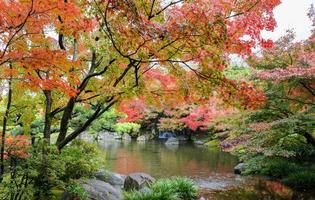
0,134,30,159
256,6,315,81
181,98,236,131
118,97,146,123
0,0,92,96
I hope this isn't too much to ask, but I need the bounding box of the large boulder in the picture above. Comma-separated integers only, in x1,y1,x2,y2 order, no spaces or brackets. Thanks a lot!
94,171,126,188
97,131,116,141
81,179,122,200
165,137,179,145
124,173,155,191
234,163,245,174
122,133,132,141
214,131,230,140
113,132,122,140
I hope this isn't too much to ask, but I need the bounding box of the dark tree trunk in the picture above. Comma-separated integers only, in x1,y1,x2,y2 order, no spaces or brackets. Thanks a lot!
57,106,101,150
43,90,52,145
56,98,75,145
56,51,99,145
57,100,116,150
0,76,12,183
303,132,315,147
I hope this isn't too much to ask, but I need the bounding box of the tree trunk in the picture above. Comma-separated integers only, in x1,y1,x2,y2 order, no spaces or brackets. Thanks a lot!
57,105,102,150
0,76,12,182
43,90,52,145
56,98,75,145
56,51,98,145
57,100,116,150
303,132,315,147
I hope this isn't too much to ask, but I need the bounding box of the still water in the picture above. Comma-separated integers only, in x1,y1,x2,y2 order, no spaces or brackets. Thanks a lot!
98,140,315,200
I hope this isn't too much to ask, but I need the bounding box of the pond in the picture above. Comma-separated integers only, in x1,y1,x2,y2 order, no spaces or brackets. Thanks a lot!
97,140,315,200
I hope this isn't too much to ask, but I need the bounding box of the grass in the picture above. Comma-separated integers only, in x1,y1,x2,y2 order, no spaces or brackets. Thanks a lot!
123,177,198,200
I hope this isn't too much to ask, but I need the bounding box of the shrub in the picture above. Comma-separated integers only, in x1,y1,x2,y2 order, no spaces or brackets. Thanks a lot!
65,180,88,200
60,140,105,180
282,171,315,189
242,157,302,178
114,122,141,136
261,158,302,178
90,109,125,133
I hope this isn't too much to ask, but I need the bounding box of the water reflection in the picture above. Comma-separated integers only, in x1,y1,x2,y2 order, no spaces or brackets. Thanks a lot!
98,140,238,179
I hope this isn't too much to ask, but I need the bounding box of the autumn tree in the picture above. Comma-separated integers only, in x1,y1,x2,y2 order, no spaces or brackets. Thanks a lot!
248,8,315,146
118,96,238,136
0,0,280,154
217,8,315,184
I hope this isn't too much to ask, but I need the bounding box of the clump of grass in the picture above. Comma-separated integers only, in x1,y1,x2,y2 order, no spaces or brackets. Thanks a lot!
123,177,198,200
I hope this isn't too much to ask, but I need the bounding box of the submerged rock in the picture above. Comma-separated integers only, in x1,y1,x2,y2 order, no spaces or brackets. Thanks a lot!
124,172,155,191
81,179,122,200
165,137,179,145
234,163,245,174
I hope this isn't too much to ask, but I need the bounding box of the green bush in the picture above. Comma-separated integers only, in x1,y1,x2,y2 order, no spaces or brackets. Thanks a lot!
114,122,141,136
124,177,198,200
0,140,105,199
90,109,125,133
260,159,302,178
283,171,315,189
64,180,88,200
60,140,105,180
242,157,302,178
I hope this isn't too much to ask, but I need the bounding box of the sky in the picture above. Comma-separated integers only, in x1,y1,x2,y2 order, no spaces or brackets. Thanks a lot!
262,0,314,41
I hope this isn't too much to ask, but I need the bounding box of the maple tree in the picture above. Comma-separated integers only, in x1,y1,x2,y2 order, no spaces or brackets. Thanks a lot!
221,23,315,154
5,0,315,198
0,1,281,191
215,7,315,188
0,1,280,188
119,97,237,134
